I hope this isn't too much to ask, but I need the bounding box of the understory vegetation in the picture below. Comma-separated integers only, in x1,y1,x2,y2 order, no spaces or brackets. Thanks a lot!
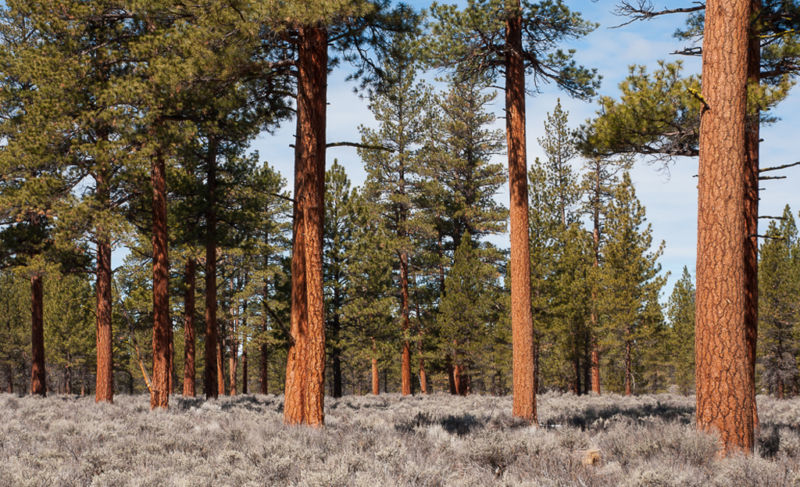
2,392,799,486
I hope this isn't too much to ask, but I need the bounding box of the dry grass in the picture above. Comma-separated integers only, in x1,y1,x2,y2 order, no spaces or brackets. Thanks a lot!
1,392,799,486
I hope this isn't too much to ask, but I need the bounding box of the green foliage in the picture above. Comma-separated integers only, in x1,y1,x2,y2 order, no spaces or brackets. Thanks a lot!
758,206,800,397
598,173,666,393
666,267,696,395
428,0,599,98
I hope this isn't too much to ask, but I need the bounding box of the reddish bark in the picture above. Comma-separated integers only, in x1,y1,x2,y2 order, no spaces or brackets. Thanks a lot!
284,25,327,426
744,0,761,432
260,288,269,394
695,0,754,454
217,326,225,396
150,150,170,409
399,251,412,395
168,321,174,394
506,1,536,423
30,273,45,396
453,364,469,396
204,138,220,399
183,258,196,397
95,235,114,402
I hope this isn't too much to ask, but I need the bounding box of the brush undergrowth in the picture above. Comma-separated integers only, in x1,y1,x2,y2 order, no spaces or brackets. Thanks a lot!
1,392,798,486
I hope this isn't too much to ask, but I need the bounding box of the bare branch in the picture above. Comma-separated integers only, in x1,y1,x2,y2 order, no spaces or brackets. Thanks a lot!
760,161,800,173
612,1,705,28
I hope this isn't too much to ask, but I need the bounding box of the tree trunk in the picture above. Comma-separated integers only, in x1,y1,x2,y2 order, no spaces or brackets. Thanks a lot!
777,379,784,400
242,346,248,394
260,340,268,394
284,25,327,426
151,149,170,409
624,339,632,396
168,320,174,394
217,321,226,396
95,231,114,403
204,137,220,399
30,273,46,396
5,364,13,393
505,0,536,423
572,345,581,395
183,258,196,397
417,333,427,394
695,0,754,454
590,166,602,394
745,0,761,432
400,251,412,396
331,289,342,398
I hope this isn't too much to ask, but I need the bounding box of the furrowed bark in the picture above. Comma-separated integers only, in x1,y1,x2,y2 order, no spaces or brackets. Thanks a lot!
204,138,220,399
151,149,170,409
284,25,327,426
695,0,754,454
95,231,114,403
506,0,537,423
30,273,45,396
183,258,196,397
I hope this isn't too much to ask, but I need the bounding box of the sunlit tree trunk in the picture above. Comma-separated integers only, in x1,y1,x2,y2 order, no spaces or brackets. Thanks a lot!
400,251,412,395
30,273,45,396
151,149,170,409
695,0,754,454
284,25,327,426
505,0,536,423
95,174,114,403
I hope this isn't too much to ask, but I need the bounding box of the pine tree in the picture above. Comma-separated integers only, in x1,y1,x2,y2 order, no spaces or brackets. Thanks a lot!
430,0,598,422
599,173,665,395
695,0,754,454
437,233,504,394
666,267,696,395
324,160,357,398
359,30,431,396
758,206,800,398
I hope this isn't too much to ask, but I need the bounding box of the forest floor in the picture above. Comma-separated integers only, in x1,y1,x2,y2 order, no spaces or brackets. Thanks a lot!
1,392,799,486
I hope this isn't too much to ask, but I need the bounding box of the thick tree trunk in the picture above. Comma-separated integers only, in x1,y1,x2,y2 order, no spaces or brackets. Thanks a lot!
204,138,220,399
505,1,536,423
95,233,114,403
695,0,754,454
400,251,412,395
183,259,196,397
151,150,170,409
284,25,327,426
446,358,456,394
30,273,45,396
745,0,761,432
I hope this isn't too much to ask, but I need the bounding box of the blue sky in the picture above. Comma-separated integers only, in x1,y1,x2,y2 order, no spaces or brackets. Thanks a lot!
246,0,800,298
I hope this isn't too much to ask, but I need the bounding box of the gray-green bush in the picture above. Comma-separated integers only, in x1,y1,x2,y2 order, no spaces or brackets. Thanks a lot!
1,392,798,486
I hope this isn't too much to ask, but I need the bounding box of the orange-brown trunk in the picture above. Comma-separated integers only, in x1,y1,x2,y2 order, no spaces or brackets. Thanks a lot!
506,2,536,423
30,273,45,396
151,149,170,409
695,0,754,454
624,340,632,396
95,235,114,402
284,25,327,426
183,259,196,397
